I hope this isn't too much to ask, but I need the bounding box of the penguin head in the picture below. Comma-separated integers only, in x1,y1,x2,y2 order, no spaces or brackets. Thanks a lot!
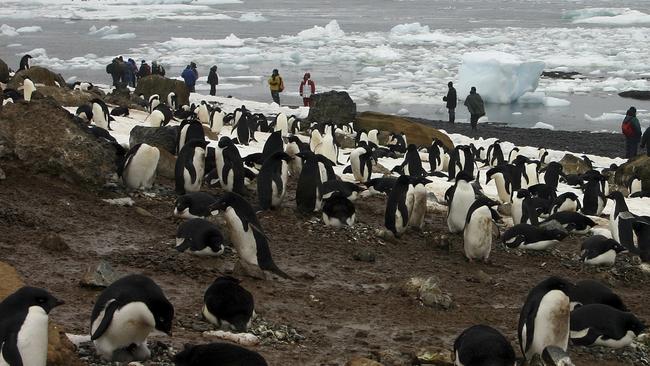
607,239,627,253
406,144,417,152
455,171,474,183
606,191,625,201
515,189,530,199
545,228,568,241
149,298,174,335
8,287,64,314
218,136,233,149
271,151,293,162
539,276,574,296
628,316,646,336
209,192,240,214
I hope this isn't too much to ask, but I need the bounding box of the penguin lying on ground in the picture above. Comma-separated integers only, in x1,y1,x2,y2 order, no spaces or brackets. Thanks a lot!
119,143,160,190
570,304,645,348
322,191,356,227
202,276,254,332
453,325,515,366
173,343,267,366
569,279,628,311
176,218,225,256
580,235,626,266
174,192,219,219
503,224,567,251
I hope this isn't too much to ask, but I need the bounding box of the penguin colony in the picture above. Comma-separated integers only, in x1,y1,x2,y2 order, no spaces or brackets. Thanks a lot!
2,85,650,365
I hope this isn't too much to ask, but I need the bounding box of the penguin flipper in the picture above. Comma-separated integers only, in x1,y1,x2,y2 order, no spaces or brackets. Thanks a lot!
91,300,120,341
272,171,284,197
175,238,191,252
185,157,198,185
2,332,23,366
250,224,292,280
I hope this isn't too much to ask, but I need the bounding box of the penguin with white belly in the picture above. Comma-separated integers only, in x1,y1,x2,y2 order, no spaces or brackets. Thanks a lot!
174,192,218,219
349,145,373,183
119,143,160,190
91,98,112,130
215,136,246,195
463,196,500,262
541,161,563,189
384,175,411,237
148,94,160,113
582,174,606,216
607,191,637,247
257,152,291,210
195,101,211,124
296,152,324,214
285,136,309,177
486,166,512,203
580,235,626,266
0,287,64,366
570,304,645,348
569,280,628,311
274,113,289,136
550,192,581,214
209,107,225,134
447,172,476,234
22,77,36,102
503,224,567,251
175,140,207,195
177,119,206,155
90,275,174,362
210,193,291,280
518,276,573,361
322,191,356,227
406,176,430,230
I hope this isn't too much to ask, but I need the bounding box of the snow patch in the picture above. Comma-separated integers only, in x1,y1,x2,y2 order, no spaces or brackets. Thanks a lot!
238,12,267,22
533,122,555,130
0,24,19,37
565,8,650,26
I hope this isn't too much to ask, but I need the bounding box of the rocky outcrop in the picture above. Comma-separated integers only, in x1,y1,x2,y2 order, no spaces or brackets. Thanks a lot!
105,87,147,111
619,90,650,101
129,125,178,154
615,155,650,190
8,66,67,89
0,58,9,83
35,86,95,107
356,112,454,150
0,98,116,186
0,262,83,366
157,148,176,179
542,71,580,79
307,91,356,124
135,75,190,107
559,153,591,175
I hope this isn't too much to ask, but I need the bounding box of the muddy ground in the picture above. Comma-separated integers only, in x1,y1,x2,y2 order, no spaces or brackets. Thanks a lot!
0,161,649,366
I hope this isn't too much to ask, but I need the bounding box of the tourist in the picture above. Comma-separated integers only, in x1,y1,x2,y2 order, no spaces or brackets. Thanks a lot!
641,127,650,157
207,65,219,96
138,60,151,80
106,57,122,87
182,62,198,92
151,61,166,77
126,58,138,87
268,69,284,105
621,106,642,159
299,72,315,107
464,86,485,132
443,81,457,123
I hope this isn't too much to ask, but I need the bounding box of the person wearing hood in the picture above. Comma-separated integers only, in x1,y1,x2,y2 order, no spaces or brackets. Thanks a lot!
182,62,198,92
106,57,122,87
443,81,457,123
464,86,485,132
621,106,642,158
126,58,138,87
299,72,315,107
152,61,165,76
208,65,219,96
268,69,283,105
138,60,151,79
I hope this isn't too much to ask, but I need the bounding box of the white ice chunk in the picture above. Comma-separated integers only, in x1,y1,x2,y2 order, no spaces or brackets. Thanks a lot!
565,8,650,26
533,122,555,130
457,51,545,104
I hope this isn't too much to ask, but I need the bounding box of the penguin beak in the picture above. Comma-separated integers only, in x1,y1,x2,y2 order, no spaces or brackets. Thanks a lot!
54,298,65,307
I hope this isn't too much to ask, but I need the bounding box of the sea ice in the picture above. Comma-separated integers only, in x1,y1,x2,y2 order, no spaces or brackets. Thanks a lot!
533,122,555,130
457,51,545,104
565,8,650,26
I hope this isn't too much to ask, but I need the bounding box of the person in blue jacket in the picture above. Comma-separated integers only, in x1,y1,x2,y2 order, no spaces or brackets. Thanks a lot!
181,62,198,92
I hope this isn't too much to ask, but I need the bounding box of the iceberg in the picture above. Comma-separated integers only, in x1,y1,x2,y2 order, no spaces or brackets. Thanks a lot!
457,51,545,104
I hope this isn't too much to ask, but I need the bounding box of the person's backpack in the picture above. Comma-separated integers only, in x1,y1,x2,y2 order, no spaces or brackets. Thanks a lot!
105,63,113,74
622,119,635,138
279,77,285,93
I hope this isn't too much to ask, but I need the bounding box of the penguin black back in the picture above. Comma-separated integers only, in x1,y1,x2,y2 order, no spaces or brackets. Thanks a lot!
173,343,267,366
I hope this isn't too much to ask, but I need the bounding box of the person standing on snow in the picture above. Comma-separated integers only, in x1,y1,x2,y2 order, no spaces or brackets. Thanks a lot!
182,62,198,92
443,81,457,123
268,69,284,105
299,72,316,107
621,106,642,159
464,86,485,132
208,65,219,96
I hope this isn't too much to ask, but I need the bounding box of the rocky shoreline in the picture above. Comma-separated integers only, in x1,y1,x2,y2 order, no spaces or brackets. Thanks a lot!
410,117,627,159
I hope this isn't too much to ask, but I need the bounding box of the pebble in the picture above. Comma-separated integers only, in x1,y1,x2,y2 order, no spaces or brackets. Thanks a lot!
353,250,376,263
39,232,69,251
79,260,121,288
134,206,154,217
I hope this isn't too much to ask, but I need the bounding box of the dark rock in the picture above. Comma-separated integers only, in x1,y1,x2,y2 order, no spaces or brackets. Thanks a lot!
135,74,190,107
0,99,115,186
353,250,376,263
418,277,453,309
80,260,120,288
0,58,9,83
346,357,383,366
378,349,417,366
542,71,580,79
8,66,66,89
39,233,69,251
104,87,146,111
129,125,178,154
615,155,650,192
619,90,650,101
156,148,176,179
357,111,454,150
335,131,356,149
308,90,356,124
559,153,591,175
34,86,94,107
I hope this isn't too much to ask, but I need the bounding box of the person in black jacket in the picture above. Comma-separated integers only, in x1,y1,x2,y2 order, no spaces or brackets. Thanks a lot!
443,81,457,123
641,127,650,156
207,65,219,96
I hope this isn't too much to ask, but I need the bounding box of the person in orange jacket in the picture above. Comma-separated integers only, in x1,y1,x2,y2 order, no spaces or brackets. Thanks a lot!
299,72,315,107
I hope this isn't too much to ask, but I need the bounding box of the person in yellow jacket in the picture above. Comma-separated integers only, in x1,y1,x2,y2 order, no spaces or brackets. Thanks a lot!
268,69,284,105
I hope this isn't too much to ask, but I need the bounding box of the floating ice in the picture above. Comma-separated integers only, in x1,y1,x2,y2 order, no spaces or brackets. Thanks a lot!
295,20,345,40
564,8,650,26
533,122,555,130
16,26,42,33
239,12,267,22
0,24,19,37
584,112,625,121
457,51,545,104
518,92,571,107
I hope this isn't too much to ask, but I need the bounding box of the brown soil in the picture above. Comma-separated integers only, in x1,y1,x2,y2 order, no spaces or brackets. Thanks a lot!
0,162,647,366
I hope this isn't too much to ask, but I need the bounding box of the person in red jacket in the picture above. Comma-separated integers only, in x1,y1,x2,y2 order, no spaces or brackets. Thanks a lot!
299,72,316,107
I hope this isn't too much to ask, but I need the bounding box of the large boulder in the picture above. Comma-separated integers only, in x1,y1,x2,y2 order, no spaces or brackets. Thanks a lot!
135,75,190,107
129,125,178,154
0,58,9,83
35,86,95,107
356,111,454,150
619,90,650,101
559,153,591,175
307,90,356,124
0,262,83,366
615,155,650,189
0,98,115,186
105,87,147,111
8,66,66,89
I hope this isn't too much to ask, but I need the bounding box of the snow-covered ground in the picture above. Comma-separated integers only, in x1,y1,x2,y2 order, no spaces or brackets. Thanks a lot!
68,90,650,230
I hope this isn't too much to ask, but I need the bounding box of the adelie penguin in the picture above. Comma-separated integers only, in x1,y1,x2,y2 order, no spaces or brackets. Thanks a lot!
365,177,398,195
503,224,567,251
257,151,291,210
580,235,626,266
119,143,160,190
581,173,606,216
175,139,208,195
550,192,581,214
349,145,373,183
570,279,628,311
110,105,129,117
148,94,160,113
453,325,516,366
195,101,211,124
173,343,267,366
285,136,309,177
463,196,500,262
296,152,325,214
91,98,112,130
570,304,645,348
384,175,411,237
202,276,255,332
209,107,225,134
174,192,218,219
0,287,64,366
176,218,225,256
607,191,637,247
75,104,93,122
210,192,291,280
22,77,36,102
406,176,429,230
447,172,476,234
167,92,177,111
518,276,573,361
542,211,596,234
541,161,563,189
177,119,206,155
400,144,426,177
274,112,289,136
215,136,246,195
486,165,512,203
90,274,174,362
147,104,173,127
322,191,356,227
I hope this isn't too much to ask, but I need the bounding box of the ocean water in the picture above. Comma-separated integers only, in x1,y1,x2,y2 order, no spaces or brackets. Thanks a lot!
2,0,650,131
